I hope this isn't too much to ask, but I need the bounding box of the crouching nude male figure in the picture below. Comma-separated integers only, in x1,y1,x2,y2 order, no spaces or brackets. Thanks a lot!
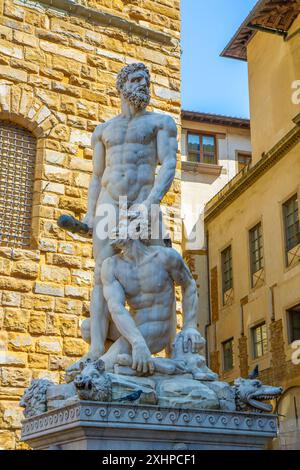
80,63,178,362
100,234,204,374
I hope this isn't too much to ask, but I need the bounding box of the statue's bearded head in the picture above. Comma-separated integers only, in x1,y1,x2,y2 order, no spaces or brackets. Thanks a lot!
116,63,151,110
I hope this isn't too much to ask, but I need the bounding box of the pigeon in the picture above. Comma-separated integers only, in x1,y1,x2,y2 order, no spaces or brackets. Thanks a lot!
117,390,143,402
249,365,259,379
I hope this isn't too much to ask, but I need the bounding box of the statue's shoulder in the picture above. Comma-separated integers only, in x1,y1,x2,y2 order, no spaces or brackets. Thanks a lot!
92,116,120,141
151,245,179,264
101,256,116,276
161,247,183,268
150,112,177,133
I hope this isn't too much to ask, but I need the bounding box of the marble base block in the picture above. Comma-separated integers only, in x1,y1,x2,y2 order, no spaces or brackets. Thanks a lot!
21,401,278,450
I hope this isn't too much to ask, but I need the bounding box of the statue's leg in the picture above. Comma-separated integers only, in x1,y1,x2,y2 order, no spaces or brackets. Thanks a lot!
88,239,114,360
137,321,170,354
101,337,130,372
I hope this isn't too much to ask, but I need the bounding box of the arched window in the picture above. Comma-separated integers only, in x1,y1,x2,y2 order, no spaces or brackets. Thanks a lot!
0,120,37,248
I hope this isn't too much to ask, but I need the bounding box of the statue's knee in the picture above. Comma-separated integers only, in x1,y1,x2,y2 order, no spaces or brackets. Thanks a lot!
80,319,91,344
94,262,102,285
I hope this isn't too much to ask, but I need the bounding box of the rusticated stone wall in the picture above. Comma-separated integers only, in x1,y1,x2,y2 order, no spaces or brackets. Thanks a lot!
0,0,181,449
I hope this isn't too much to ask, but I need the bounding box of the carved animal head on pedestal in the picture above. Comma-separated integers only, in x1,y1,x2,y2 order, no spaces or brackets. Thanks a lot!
74,358,112,402
234,377,283,413
20,379,53,418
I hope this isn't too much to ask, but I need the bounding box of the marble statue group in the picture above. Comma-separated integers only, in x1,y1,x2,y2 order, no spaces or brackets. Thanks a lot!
20,63,283,420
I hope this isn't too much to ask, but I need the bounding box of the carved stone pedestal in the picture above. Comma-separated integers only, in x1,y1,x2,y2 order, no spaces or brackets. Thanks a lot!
21,402,278,450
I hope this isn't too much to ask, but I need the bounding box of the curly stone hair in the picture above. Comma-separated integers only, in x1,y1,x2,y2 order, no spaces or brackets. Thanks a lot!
116,62,150,94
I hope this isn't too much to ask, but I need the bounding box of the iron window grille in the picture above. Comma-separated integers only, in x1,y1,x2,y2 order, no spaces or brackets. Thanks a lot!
0,120,37,248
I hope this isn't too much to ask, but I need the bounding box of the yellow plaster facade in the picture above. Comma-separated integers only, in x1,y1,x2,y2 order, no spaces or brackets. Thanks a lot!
180,115,251,336
205,10,300,449
248,15,300,164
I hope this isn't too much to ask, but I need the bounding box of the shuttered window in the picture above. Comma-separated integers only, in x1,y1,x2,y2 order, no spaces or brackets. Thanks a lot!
0,121,36,248
222,338,234,371
252,323,268,359
221,245,233,293
283,194,299,252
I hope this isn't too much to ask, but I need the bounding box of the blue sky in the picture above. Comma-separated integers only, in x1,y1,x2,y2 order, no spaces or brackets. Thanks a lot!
181,0,257,118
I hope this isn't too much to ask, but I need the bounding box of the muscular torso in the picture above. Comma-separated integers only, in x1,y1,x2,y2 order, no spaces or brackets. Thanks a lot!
98,112,162,204
113,248,174,328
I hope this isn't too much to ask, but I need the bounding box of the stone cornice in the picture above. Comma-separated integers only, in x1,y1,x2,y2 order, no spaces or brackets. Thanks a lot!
182,110,250,129
204,122,300,223
221,0,299,61
17,0,175,46
21,401,278,442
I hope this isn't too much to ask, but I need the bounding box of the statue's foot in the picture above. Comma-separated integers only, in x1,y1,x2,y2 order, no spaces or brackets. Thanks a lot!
192,368,219,382
116,354,132,367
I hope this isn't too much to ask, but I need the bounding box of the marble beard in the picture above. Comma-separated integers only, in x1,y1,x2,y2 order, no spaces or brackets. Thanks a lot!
20,63,282,417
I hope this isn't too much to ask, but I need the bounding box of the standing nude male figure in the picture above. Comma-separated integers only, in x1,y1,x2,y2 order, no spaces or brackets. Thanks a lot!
81,63,178,362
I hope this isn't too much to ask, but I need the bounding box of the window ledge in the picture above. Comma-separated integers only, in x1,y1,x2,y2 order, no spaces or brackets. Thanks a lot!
182,161,223,175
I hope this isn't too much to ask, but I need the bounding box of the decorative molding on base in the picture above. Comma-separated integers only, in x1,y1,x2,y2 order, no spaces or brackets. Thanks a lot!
21,402,278,450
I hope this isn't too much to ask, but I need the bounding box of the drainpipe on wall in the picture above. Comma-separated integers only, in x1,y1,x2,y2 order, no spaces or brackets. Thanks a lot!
240,303,245,337
269,284,277,322
240,296,248,337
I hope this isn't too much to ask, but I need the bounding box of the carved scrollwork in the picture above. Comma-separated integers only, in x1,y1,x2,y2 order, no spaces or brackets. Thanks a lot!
208,415,216,425
245,418,253,428
258,418,267,429
168,412,177,423
142,411,150,421
232,416,241,427
84,407,93,417
182,413,190,423
127,409,137,420
220,416,229,426
113,408,122,419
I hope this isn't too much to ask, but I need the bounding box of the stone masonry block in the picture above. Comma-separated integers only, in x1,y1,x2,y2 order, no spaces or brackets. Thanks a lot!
35,337,63,354
40,266,70,284
8,333,34,352
34,283,64,297
1,367,32,387
3,309,30,332
11,261,38,280
63,338,87,357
